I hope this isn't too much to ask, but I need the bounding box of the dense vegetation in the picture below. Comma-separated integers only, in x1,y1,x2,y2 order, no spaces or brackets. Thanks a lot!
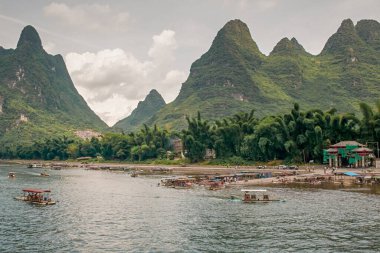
0,124,174,162
183,102,380,163
150,19,380,130
2,102,379,165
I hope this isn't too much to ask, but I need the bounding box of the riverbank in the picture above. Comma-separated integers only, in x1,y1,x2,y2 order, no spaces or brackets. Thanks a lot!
2,159,380,190
1,158,378,174
0,158,326,175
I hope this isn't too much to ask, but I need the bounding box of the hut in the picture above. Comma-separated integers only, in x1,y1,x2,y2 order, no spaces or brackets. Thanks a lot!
204,149,216,159
170,138,183,157
323,141,374,168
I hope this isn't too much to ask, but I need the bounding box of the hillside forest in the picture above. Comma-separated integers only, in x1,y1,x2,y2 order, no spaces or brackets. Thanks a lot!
2,102,379,165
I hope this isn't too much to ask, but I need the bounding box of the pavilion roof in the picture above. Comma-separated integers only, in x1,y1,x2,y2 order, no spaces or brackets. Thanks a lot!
22,188,50,193
352,147,373,153
330,141,365,148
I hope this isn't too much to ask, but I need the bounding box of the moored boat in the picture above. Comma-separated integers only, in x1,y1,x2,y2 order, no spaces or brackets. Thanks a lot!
27,164,43,168
15,188,56,205
241,189,281,203
40,171,50,177
161,177,195,189
208,180,225,190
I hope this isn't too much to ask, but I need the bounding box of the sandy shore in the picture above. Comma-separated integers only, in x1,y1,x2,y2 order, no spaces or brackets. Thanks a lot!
1,158,322,174
2,159,380,194
2,159,379,185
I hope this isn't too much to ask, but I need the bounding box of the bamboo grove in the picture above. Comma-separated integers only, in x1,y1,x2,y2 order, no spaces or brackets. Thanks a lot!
1,102,380,164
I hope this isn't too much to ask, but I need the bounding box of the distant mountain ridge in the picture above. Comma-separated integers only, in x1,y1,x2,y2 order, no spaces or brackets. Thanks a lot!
0,25,107,147
146,18,380,129
113,89,165,132
270,37,308,56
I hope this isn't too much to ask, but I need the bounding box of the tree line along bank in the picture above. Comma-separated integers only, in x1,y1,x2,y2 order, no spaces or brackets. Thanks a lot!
1,102,379,164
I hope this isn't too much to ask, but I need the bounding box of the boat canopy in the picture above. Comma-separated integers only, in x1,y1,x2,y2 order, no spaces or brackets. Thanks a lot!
22,189,51,193
241,189,267,192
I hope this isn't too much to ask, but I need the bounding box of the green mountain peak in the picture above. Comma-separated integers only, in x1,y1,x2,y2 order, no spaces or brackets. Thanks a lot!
150,18,380,130
321,18,365,56
175,19,264,105
270,37,307,56
290,38,305,50
212,19,263,58
16,25,43,51
339,18,355,32
0,25,107,147
356,19,380,50
147,89,162,99
113,89,166,132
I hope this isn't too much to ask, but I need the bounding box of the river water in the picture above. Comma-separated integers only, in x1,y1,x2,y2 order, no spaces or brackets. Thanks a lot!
1,164,380,252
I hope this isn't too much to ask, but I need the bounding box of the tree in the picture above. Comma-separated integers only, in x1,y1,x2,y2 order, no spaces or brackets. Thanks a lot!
182,112,213,162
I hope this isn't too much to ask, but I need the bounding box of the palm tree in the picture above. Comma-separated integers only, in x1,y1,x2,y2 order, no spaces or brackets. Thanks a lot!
182,112,213,162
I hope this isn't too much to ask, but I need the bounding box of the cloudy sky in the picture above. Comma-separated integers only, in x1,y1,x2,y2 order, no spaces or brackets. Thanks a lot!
1,0,379,125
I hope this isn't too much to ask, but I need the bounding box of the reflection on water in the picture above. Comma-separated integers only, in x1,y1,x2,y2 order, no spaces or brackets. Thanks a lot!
1,165,380,252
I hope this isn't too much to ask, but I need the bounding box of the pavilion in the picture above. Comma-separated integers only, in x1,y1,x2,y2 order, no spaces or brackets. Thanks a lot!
323,141,374,168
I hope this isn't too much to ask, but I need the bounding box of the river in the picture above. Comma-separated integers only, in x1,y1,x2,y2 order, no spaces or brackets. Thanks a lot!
1,164,380,252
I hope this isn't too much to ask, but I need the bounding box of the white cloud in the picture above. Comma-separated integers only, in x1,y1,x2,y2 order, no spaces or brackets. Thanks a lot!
65,30,188,126
158,70,187,102
148,30,177,65
43,2,129,31
66,49,151,102
88,95,137,126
